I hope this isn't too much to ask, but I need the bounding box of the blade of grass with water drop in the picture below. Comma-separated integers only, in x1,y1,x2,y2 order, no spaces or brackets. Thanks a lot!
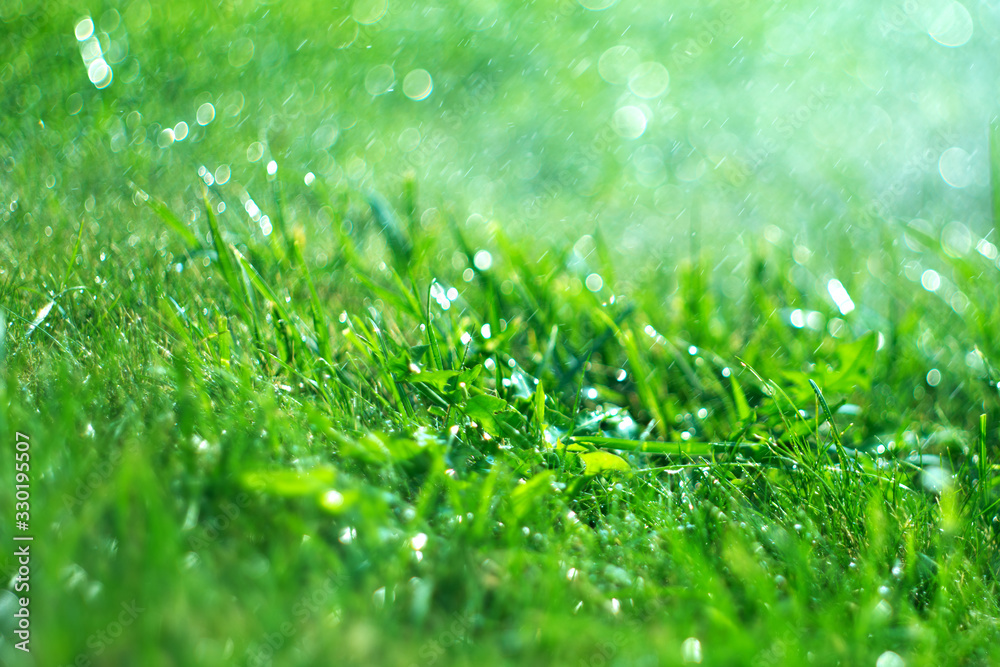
231,244,307,364
229,245,292,325
424,283,445,371
810,378,844,451
367,191,412,273
203,190,251,325
25,300,55,338
619,322,670,440
979,414,989,518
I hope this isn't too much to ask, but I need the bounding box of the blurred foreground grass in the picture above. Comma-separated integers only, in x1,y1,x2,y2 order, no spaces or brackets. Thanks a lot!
2,1,1000,666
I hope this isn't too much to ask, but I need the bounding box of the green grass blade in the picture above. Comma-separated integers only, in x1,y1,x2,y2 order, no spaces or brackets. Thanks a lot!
59,219,85,293
231,245,293,325
203,190,250,322
533,378,545,434
291,236,331,361
980,413,989,516
144,191,201,249
367,191,412,273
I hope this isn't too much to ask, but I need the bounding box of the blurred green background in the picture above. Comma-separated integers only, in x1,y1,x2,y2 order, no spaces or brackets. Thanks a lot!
3,0,997,263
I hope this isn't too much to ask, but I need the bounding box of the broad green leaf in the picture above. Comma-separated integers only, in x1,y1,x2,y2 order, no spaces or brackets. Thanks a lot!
579,450,631,475
404,368,461,391
464,394,508,436
568,436,743,457
241,467,337,497
834,331,877,388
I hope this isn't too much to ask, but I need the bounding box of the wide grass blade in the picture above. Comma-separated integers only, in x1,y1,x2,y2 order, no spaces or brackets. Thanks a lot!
367,191,412,273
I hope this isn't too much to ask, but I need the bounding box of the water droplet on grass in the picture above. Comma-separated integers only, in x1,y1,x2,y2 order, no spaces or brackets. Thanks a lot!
403,69,433,100
196,103,215,126
612,106,647,139
365,64,395,96
827,279,855,315
681,637,702,663
628,61,669,99
88,59,113,88
157,128,174,148
598,45,639,84
353,0,388,24
876,650,905,667
928,2,973,47
920,269,940,292
246,142,264,162
228,37,255,68
939,146,975,188
473,250,493,270
75,17,95,41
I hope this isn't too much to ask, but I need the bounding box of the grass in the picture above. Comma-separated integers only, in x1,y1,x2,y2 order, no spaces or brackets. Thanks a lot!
3,2,1000,666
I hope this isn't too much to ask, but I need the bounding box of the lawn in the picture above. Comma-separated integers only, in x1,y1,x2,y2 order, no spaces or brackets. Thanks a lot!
2,1,1000,665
